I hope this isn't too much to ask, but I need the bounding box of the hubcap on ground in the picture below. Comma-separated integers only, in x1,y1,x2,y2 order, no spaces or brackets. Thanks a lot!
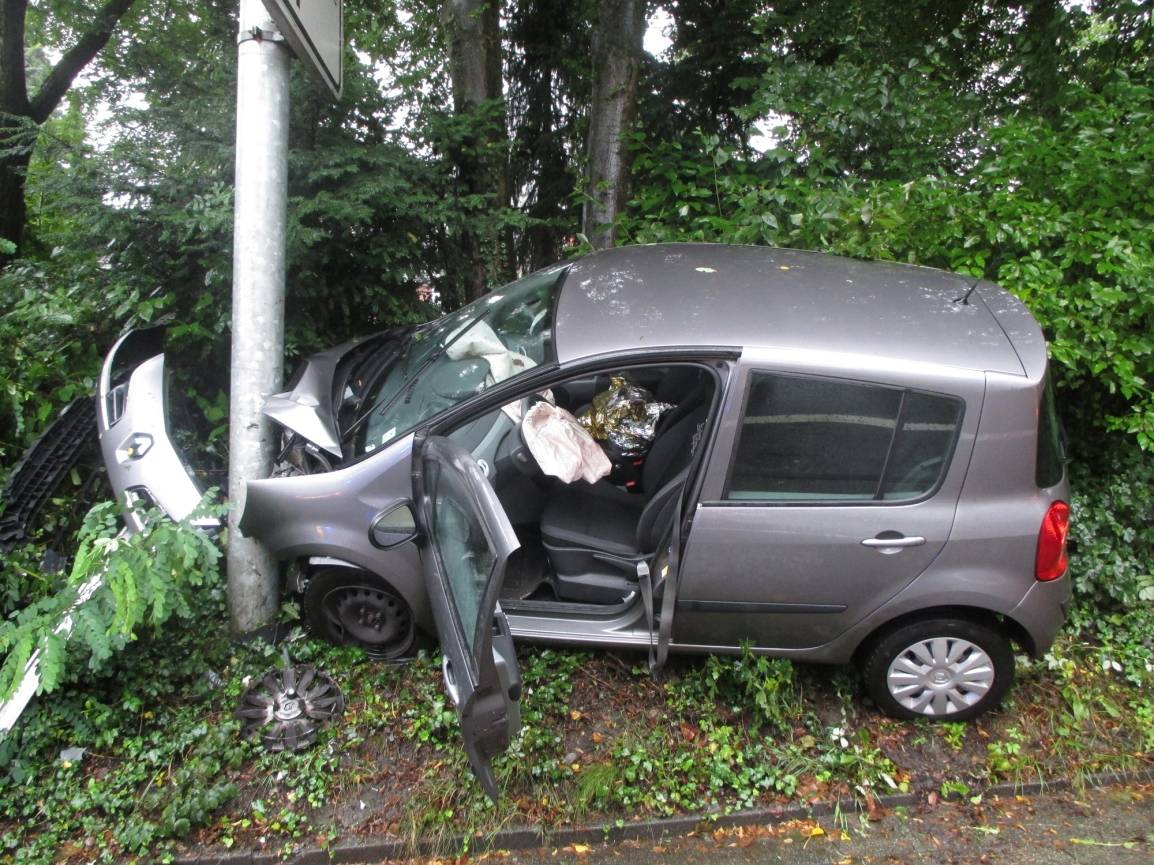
237,655,345,751
886,636,995,716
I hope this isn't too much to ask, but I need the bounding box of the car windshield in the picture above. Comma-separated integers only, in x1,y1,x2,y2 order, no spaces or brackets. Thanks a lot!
356,264,567,454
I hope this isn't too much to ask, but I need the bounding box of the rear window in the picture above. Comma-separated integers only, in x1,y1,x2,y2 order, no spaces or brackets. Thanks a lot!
725,372,963,503
1036,376,1066,488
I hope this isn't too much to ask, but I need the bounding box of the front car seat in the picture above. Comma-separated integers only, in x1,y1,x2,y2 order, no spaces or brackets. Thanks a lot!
538,384,710,603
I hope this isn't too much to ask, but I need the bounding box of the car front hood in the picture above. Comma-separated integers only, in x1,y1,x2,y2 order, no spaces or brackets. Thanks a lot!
264,327,412,460
262,337,365,458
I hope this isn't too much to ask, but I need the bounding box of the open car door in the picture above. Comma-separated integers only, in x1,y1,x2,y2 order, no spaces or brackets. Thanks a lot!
413,436,523,800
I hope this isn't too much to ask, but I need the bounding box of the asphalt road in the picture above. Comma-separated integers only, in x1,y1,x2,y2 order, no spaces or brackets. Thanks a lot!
493,783,1154,865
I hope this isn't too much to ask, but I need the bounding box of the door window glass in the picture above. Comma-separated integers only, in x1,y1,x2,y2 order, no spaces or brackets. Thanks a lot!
726,373,961,503
880,392,964,500
429,461,497,653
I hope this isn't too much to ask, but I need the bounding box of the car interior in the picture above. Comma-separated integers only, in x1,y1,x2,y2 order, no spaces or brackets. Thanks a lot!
445,363,718,610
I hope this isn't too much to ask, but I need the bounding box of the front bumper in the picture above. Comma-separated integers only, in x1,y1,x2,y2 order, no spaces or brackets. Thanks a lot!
97,327,219,533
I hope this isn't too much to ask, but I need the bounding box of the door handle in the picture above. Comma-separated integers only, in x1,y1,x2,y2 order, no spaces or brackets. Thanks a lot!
442,655,460,705
861,534,926,549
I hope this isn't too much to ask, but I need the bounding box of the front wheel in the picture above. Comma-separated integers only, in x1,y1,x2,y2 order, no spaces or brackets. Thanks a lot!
861,618,1014,722
304,568,417,661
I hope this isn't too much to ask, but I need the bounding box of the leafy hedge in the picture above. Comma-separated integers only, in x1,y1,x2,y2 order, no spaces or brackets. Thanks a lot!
620,73,1154,450
1067,446,1154,683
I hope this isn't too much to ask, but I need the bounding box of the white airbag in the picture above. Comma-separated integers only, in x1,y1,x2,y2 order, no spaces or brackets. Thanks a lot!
521,402,611,484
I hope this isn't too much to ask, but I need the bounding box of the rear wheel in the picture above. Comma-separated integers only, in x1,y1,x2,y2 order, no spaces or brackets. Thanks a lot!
862,618,1013,721
304,568,416,661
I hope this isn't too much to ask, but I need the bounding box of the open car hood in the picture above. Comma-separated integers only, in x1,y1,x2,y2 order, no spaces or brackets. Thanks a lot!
262,337,365,458
264,328,411,462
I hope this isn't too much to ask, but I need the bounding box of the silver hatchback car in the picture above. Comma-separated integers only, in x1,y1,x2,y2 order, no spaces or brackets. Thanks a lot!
99,243,1070,793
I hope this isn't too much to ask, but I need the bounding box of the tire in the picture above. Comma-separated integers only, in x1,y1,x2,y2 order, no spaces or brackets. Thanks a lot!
861,618,1014,722
303,568,416,661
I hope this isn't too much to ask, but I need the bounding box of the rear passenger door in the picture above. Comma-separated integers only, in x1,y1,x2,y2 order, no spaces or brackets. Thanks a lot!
675,365,982,651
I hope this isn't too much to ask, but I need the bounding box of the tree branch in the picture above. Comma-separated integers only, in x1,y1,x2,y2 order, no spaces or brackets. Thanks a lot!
28,0,138,124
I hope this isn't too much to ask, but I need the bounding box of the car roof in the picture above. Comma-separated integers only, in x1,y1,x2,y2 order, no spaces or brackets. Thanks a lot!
552,243,1031,375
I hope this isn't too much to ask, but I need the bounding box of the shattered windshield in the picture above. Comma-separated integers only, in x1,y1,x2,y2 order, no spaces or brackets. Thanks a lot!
356,264,567,454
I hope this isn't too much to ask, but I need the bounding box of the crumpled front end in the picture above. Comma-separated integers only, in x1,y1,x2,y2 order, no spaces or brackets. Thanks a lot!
265,328,410,477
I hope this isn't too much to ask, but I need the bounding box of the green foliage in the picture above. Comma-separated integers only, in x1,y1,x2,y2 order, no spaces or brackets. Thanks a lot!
0,578,240,861
667,646,802,736
400,652,459,747
815,720,906,796
0,497,223,702
1067,443,1154,685
621,69,1154,447
748,35,985,178
0,258,108,461
572,652,897,818
985,726,1028,780
938,722,967,752
1,704,243,862
500,648,583,783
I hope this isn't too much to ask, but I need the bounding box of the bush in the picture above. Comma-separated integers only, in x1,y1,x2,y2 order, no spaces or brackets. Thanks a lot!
619,72,1154,451
0,498,223,702
1067,441,1154,684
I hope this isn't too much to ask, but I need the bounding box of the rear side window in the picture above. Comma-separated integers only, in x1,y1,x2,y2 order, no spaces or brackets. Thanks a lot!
880,392,964,500
725,372,963,503
1036,376,1066,488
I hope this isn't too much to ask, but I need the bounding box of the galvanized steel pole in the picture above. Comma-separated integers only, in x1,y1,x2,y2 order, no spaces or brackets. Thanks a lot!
228,0,289,638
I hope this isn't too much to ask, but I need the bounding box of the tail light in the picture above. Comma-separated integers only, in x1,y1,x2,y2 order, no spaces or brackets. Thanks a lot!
1035,501,1070,581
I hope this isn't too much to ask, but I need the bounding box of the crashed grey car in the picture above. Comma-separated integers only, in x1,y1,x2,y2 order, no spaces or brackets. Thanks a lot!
98,243,1070,792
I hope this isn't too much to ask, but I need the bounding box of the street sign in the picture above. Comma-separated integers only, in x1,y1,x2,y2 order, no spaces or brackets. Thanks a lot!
262,0,343,98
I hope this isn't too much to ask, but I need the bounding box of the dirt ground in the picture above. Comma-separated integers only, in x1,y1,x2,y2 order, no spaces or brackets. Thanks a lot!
490,782,1154,865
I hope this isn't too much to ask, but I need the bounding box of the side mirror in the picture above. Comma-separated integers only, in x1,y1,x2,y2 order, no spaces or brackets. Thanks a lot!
369,503,417,549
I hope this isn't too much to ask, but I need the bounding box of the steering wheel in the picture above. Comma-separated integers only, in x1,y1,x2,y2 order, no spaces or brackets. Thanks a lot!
527,307,548,336
501,397,544,477
429,358,489,400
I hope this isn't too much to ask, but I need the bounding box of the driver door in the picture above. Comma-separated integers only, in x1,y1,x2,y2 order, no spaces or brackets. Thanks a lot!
413,435,523,800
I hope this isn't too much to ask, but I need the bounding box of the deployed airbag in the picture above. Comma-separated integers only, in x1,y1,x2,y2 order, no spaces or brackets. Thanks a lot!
446,320,535,383
521,402,611,484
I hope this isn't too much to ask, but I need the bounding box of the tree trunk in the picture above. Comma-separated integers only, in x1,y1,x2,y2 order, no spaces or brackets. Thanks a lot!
0,0,138,258
507,0,586,272
0,0,30,251
583,0,646,250
0,145,30,250
443,0,509,302
1020,0,1064,123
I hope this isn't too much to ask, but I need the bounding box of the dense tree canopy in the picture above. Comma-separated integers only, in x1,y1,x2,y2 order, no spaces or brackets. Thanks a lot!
0,0,140,256
0,0,1150,462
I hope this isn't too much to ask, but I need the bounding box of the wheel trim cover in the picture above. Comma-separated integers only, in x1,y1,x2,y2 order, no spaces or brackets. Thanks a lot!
886,636,996,716
236,663,345,751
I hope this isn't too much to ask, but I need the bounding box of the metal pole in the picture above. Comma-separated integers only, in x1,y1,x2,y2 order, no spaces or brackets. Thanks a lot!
228,0,289,638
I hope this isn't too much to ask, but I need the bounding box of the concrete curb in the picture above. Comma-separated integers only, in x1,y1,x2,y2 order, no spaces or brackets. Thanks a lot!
174,765,1154,865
